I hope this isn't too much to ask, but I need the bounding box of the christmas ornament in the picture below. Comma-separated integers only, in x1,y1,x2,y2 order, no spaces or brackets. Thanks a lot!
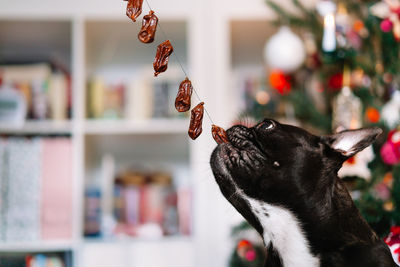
366,107,380,123
236,239,257,262
269,70,291,95
385,226,400,265
353,20,365,32
384,200,395,212
374,182,391,200
380,129,400,165
255,90,270,105
338,146,374,180
328,73,343,90
382,90,400,128
332,67,362,131
370,0,400,40
317,0,337,51
383,172,394,188
381,18,394,32
264,26,306,73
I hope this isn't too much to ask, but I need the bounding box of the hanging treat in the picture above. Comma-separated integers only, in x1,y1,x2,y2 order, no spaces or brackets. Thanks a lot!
212,125,229,144
138,10,158,43
175,77,193,112
188,102,204,140
153,40,174,77
126,0,144,22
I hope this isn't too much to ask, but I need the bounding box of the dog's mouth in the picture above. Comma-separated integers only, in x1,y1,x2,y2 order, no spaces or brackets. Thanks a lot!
210,124,266,196
210,124,267,235
216,125,265,168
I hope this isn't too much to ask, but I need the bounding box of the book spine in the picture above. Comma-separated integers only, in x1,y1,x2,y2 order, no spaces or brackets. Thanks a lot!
5,138,41,241
88,77,105,119
41,138,73,240
48,73,68,121
124,186,140,226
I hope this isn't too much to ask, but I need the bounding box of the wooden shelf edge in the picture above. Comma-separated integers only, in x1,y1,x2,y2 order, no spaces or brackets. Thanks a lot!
84,119,189,135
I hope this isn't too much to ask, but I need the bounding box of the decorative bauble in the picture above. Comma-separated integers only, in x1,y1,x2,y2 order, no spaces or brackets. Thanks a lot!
381,18,394,32
328,73,343,90
269,70,291,95
264,26,306,73
236,239,257,262
383,172,394,189
366,107,380,123
382,91,400,128
384,200,395,212
385,226,400,265
370,0,400,41
338,146,374,180
353,20,365,32
380,129,400,165
374,182,391,200
332,86,363,131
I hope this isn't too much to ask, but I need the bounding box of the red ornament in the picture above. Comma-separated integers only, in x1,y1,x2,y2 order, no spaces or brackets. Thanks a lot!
380,129,400,165
328,73,343,91
236,239,256,262
366,107,380,123
269,70,291,95
353,20,364,32
384,226,400,265
381,19,393,32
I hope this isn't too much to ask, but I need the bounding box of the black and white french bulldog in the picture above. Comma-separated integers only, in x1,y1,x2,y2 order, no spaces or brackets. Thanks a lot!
210,118,397,267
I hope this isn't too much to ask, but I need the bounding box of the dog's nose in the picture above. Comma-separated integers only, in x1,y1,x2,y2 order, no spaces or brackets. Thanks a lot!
226,125,254,147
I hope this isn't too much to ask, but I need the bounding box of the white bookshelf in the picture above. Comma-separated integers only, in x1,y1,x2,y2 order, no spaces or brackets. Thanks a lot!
0,241,75,253
0,120,72,134
0,0,286,266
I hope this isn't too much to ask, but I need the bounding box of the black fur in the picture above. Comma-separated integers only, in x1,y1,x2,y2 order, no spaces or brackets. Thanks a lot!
210,119,396,267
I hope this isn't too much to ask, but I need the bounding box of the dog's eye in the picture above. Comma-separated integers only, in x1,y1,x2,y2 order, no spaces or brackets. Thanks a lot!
262,120,275,130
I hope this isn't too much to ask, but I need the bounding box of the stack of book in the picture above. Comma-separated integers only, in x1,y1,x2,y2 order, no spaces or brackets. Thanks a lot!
83,169,192,238
0,63,71,121
0,252,72,267
0,137,73,242
87,76,186,120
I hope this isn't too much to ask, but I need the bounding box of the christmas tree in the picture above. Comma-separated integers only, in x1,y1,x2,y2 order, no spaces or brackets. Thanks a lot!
230,0,400,265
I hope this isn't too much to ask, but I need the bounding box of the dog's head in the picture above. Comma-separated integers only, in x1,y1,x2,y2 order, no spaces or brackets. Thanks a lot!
210,118,382,235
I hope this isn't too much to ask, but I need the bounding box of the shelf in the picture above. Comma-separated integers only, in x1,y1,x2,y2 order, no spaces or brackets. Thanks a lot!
84,235,192,244
81,237,194,267
0,241,75,253
84,119,188,135
0,120,72,134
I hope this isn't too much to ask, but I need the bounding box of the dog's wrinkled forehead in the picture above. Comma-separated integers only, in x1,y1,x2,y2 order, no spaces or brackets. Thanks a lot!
252,119,321,153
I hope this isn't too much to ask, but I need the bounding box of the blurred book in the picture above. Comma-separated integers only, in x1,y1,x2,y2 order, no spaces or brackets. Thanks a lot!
84,168,192,238
0,137,73,242
0,63,71,121
0,251,72,267
5,138,41,242
87,75,187,120
41,138,73,240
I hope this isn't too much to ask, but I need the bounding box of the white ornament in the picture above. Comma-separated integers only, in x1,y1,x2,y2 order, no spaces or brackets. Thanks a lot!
316,0,337,16
338,146,374,180
388,243,400,266
264,26,306,73
382,90,400,128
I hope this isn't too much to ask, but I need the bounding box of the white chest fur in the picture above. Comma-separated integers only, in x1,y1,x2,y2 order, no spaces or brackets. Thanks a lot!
246,197,320,267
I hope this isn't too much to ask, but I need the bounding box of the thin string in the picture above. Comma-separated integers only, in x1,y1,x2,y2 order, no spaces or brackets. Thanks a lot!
143,0,215,125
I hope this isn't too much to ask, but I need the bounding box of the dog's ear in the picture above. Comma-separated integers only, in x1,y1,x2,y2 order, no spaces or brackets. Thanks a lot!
322,127,382,158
